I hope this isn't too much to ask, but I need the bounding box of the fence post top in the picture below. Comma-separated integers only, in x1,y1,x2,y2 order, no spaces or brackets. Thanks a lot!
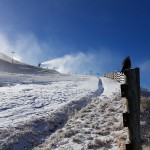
124,67,140,75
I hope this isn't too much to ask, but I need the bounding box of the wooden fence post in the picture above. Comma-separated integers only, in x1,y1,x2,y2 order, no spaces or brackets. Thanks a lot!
121,68,142,150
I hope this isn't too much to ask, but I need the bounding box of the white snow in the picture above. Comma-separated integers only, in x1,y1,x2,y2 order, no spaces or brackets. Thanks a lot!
0,53,127,150
0,71,104,150
0,75,99,130
34,77,127,150
100,77,121,97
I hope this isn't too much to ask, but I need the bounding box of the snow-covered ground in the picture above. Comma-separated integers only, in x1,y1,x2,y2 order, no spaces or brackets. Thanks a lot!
0,74,99,129
0,71,103,150
0,53,127,150
0,72,127,150
34,77,127,150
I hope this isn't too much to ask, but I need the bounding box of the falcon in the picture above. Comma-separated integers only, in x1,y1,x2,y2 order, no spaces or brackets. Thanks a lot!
121,56,131,73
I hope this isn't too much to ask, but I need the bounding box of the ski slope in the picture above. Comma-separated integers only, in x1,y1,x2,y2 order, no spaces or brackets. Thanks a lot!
0,71,103,150
0,74,127,150
34,78,127,150
0,74,100,130
0,52,127,150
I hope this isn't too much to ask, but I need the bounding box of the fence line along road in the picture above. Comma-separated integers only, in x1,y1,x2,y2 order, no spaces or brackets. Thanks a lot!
104,71,125,83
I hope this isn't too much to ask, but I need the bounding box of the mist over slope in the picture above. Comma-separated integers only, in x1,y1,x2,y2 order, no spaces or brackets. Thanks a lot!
0,52,21,64
0,52,59,74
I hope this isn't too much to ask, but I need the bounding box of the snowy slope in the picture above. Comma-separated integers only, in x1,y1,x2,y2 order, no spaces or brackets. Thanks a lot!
0,52,21,64
34,78,127,150
0,52,58,74
0,73,127,150
0,54,127,149
0,75,100,130
0,71,102,150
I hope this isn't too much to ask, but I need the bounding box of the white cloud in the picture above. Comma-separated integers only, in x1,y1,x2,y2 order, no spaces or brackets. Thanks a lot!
0,34,14,57
0,32,43,65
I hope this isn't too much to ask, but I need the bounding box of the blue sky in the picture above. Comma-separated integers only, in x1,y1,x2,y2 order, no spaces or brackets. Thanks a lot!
0,0,150,89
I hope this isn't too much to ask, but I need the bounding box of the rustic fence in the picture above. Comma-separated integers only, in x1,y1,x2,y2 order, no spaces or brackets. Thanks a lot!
121,68,141,150
105,69,141,149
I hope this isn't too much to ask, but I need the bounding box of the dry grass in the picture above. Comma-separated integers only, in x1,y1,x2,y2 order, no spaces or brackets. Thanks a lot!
87,137,113,149
34,91,128,149
142,145,150,150
72,134,83,143
140,90,150,149
64,129,78,138
117,137,126,150
87,139,106,149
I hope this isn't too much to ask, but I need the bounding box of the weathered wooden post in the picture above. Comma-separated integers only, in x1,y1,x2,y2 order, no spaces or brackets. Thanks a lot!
121,68,142,150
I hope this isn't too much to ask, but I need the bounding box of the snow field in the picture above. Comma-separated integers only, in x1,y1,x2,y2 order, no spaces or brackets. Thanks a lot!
34,78,127,150
0,74,102,149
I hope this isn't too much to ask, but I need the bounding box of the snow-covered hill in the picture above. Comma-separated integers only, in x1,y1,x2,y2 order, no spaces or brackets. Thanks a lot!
34,78,127,150
0,52,58,74
0,54,128,149
0,72,127,150
0,52,21,64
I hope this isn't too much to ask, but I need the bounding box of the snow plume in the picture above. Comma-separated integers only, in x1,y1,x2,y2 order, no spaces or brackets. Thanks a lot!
42,50,120,74
0,33,43,65
42,53,93,74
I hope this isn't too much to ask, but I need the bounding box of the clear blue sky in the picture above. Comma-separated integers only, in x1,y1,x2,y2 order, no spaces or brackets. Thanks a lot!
0,0,150,89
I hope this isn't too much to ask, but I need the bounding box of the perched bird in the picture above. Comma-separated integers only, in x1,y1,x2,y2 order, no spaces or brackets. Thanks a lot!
121,56,131,73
